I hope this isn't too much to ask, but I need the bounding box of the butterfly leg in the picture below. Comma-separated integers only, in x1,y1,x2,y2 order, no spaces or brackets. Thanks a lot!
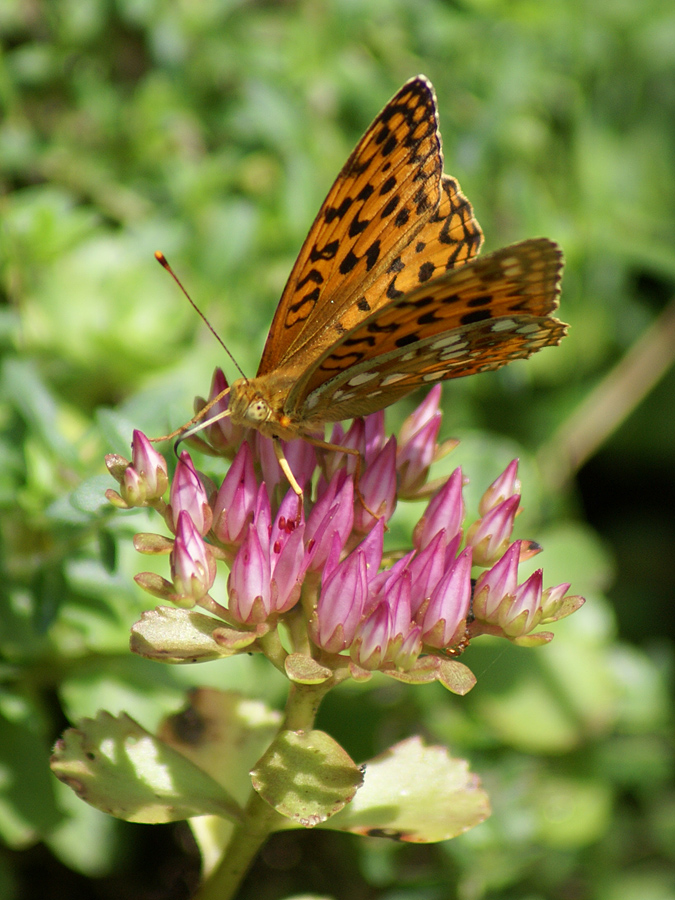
300,435,381,521
272,436,304,521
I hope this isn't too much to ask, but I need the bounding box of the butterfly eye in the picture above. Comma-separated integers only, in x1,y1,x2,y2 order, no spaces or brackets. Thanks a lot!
247,399,271,423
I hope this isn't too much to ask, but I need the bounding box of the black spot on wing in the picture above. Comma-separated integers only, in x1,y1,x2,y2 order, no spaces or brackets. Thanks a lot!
460,309,492,325
395,208,410,228
296,268,324,289
418,261,435,282
310,240,340,262
467,295,493,307
339,249,358,275
324,197,353,223
386,279,404,300
380,175,397,195
395,332,419,348
381,195,400,218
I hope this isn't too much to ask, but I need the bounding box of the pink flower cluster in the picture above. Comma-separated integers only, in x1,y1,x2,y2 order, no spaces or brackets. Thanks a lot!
106,376,584,676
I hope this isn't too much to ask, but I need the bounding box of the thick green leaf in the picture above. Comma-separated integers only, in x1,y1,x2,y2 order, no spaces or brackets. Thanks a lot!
51,710,243,824
130,606,259,662
251,730,363,827
324,737,490,842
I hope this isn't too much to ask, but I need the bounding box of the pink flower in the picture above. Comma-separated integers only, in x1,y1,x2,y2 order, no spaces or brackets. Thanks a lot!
351,600,391,670
211,441,258,545
312,547,367,653
228,522,271,624
413,467,465,551
473,541,521,621
269,489,307,613
420,547,472,648
363,410,386,464
200,368,243,454
479,459,521,516
357,516,385,584
305,472,354,572
408,530,446,617
383,568,413,643
466,494,520,567
503,569,543,636
354,437,397,531
130,430,168,500
170,452,213,535
170,511,216,606
397,386,442,494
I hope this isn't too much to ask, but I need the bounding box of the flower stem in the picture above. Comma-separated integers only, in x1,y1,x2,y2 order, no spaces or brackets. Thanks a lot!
192,789,285,900
192,677,332,898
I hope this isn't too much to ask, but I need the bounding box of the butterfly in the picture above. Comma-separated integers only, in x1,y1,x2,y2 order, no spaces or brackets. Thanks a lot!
171,76,566,495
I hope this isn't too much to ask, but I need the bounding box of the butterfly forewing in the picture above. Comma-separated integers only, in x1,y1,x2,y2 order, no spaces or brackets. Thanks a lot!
289,238,565,422
257,77,445,376
382,174,483,294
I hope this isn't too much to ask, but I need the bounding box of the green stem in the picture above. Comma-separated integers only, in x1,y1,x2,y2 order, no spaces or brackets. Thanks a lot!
192,678,333,898
282,679,333,730
192,790,285,900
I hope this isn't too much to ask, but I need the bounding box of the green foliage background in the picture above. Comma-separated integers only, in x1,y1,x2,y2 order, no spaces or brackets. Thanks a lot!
1,1,674,898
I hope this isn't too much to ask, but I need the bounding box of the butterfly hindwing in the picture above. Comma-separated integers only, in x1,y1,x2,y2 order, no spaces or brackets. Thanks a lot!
291,238,565,422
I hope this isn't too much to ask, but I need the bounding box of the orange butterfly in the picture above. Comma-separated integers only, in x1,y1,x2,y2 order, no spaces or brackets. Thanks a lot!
163,76,566,495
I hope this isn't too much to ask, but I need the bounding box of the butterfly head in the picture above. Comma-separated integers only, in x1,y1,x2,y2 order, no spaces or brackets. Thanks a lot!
229,376,297,440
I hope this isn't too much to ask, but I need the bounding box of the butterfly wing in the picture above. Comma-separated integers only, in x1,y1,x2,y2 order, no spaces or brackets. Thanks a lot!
257,76,459,377
288,238,566,423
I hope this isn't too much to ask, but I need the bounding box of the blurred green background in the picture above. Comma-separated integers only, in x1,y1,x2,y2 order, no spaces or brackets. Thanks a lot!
1,0,674,898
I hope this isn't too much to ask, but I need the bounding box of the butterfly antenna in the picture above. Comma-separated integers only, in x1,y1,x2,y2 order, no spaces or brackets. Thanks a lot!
155,251,247,381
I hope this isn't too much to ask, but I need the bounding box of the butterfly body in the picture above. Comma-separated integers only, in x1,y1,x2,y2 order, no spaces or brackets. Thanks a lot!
221,77,566,464
228,375,313,440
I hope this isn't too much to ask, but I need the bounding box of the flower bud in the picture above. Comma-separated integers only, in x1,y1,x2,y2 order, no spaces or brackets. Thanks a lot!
269,489,307,613
465,494,520,567
169,452,213,535
473,541,521,621
354,437,397,531
211,441,258,545
393,624,423,670
312,547,367,652
305,472,354,572
408,530,446,617
397,386,442,494
420,547,472,648
413,466,465,551
170,511,216,606
479,459,520,516
131,431,169,500
363,410,386,464
200,368,243,454
351,600,391,670
540,582,585,621
228,522,271,624
121,465,147,506
383,568,413,644
501,568,543,636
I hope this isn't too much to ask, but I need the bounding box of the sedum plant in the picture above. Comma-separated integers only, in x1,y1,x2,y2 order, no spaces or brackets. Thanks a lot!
51,377,583,900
